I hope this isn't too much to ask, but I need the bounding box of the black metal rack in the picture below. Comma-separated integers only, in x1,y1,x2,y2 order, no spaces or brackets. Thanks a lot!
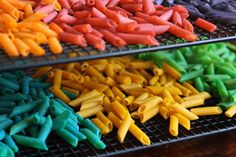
1,22,236,72
16,113,236,157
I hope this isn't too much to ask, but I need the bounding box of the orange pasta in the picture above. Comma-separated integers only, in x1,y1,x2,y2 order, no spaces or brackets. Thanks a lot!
48,37,63,54
23,38,45,56
12,37,30,57
0,0,19,19
0,33,19,57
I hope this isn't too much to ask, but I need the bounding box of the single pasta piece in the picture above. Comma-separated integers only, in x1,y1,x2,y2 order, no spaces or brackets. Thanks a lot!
173,113,190,130
53,69,62,88
159,105,169,119
181,98,205,108
48,37,63,54
23,39,45,56
49,86,71,103
77,105,103,118
91,118,110,134
163,62,181,80
96,111,113,132
183,92,211,101
225,105,236,118
182,82,199,95
140,105,159,123
170,103,199,120
138,96,162,114
123,96,135,106
108,112,150,145
169,115,179,136
12,38,30,57
117,114,132,143
80,101,101,111
190,107,223,116
0,33,19,57
111,100,129,120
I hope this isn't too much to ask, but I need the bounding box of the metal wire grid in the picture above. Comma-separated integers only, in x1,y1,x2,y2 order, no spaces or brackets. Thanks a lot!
16,106,236,157
0,23,236,72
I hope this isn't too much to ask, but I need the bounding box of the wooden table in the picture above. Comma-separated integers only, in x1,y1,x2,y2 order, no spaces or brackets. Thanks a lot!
121,130,236,157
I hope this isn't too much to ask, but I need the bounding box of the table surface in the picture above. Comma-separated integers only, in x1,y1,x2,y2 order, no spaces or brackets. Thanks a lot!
120,130,236,157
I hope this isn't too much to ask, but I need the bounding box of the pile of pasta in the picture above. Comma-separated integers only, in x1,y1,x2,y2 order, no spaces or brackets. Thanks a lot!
0,0,63,57
32,56,225,145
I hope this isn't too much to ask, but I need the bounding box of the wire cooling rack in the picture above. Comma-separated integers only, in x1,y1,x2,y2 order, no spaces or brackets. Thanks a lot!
16,104,236,157
1,22,236,72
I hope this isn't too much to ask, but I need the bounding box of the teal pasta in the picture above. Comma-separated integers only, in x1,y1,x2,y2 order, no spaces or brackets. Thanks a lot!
0,118,14,130
81,119,101,138
4,134,18,153
0,129,6,140
56,128,78,147
80,128,106,150
0,141,14,157
64,125,86,142
0,77,20,91
38,116,52,141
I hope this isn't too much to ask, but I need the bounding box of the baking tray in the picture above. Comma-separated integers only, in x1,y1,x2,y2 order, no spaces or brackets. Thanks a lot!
16,99,236,157
1,22,236,72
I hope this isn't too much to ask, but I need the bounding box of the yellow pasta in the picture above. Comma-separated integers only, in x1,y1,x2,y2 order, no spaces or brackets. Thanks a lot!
62,87,79,95
163,62,181,80
117,114,132,143
111,100,129,120
21,13,47,23
139,69,152,81
181,98,205,108
130,61,154,69
85,66,105,81
153,67,164,76
82,81,108,92
174,113,190,130
49,86,71,103
123,96,135,106
61,80,84,91
130,111,139,119
138,96,162,114
104,88,115,99
108,112,150,145
173,95,184,104
112,87,126,99
116,76,131,85
69,90,101,107
91,118,110,134
146,86,182,95
96,111,113,131
53,69,62,88
140,105,159,123
162,90,175,103
32,66,52,78
190,107,222,116
119,70,144,84
77,105,103,118
170,103,199,120
159,74,167,85
148,76,159,86
103,96,112,113
61,70,77,81
105,64,115,78
174,82,191,97
7,0,26,10
182,82,199,95
104,77,116,86
120,83,142,90
183,92,211,101
225,105,236,118
159,105,169,119
80,101,101,111
31,23,57,37
169,115,179,136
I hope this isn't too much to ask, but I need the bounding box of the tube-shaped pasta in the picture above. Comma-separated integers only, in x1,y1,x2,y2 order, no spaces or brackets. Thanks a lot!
111,101,129,120
182,82,199,95
108,112,150,145
138,96,162,114
49,22,63,34
62,87,79,95
140,105,159,123
181,98,205,108
91,118,110,134
117,114,132,143
112,87,126,99
0,33,19,57
82,81,108,93
169,115,178,136
123,96,135,106
149,76,159,86
147,86,182,95
173,113,190,130
105,64,115,78
48,37,63,54
104,88,115,99
83,94,104,103
190,107,223,116
162,90,175,102
159,105,169,119
130,62,154,69
173,95,184,104
99,29,126,47
77,105,103,118
96,111,113,132
61,80,84,91
80,101,101,111
116,76,131,85
1,13,17,28
163,62,181,80
183,92,211,101
0,0,19,19
53,69,62,88
174,82,191,97
12,38,30,57
103,96,112,113
69,90,101,107
23,39,45,56
49,86,71,103
170,103,199,120
32,67,52,78
153,67,164,76
24,4,33,18
225,105,236,118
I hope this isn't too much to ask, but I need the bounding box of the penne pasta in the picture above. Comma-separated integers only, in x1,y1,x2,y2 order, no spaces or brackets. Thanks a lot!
225,105,236,118
61,80,84,91
159,105,169,119
147,86,182,95
77,105,103,118
174,82,191,97
140,105,159,123
138,96,162,114
49,86,71,103
190,107,223,116
112,87,126,99
174,113,190,130
183,92,211,101
53,69,62,88
116,76,132,85
117,114,132,143
96,111,113,132
169,115,178,136
80,101,101,111
111,100,129,120
163,62,181,80
182,82,199,95
91,118,110,134
170,103,199,120
181,98,205,108
123,96,135,106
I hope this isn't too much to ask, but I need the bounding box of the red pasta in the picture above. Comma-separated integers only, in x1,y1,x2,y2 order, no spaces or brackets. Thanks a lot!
104,9,136,24
91,28,103,38
130,17,147,23
172,11,182,27
182,18,194,33
86,0,95,7
143,0,155,14
85,33,105,50
58,0,73,14
91,7,106,18
59,32,87,47
73,24,93,33
59,14,77,25
121,4,143,13
117,33,159,45
65,26,83,35
74,10,91,19
107,0,120,8
117,23,136,33
86,18,118,28
98,29,127,47
160,9,173,21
